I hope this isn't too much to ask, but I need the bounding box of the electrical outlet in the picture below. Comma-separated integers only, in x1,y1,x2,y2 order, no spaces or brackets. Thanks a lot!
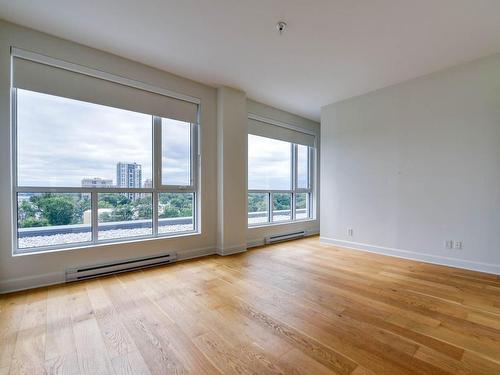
347,228,354,236
445,240,454,249
454,241,463,250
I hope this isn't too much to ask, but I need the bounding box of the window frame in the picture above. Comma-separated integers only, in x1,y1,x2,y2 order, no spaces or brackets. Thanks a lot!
248,137,315,227
11,88,200,255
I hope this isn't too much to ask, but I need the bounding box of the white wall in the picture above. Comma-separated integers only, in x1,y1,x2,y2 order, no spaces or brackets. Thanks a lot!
321,53,500,274
217,87,248,254
0,21,320,292
247,100,321,246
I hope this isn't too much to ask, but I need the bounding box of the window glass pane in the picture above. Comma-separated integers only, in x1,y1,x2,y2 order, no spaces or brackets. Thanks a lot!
248,193,269,225
295,193,310,220
162,118,191,186
158,193,194,234
17,89,152,187
17,192,91,250
297,145,309,189
97,193,152,240
272,193,292,222
248,135,291,190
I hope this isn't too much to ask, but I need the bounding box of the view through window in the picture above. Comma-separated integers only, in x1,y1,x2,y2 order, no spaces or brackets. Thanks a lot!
248,134,313,226
15,89,197,253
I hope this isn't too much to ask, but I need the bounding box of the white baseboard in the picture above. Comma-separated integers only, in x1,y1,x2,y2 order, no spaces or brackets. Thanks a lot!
0,271,65,294
0,245,218,294
247,239,265,248
176,246,217,262
320,237,500,276
216,243,247,256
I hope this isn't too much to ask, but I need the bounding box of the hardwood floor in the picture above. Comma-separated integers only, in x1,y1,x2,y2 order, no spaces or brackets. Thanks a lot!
1,236,500,374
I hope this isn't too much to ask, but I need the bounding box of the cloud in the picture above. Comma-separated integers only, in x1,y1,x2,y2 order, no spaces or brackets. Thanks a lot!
161,118,191,185
16,91,304,191
17,90,191,188
248,135,291,190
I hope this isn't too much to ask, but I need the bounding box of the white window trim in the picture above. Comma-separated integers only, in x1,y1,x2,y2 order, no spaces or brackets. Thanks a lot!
10,50,201,255
247,121,316,227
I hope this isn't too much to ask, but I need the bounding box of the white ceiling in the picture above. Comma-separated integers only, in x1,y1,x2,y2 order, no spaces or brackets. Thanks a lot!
1,1,500,121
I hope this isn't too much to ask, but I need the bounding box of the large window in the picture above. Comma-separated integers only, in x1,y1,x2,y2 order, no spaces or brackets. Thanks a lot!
248,131,314,226
12,53,199,254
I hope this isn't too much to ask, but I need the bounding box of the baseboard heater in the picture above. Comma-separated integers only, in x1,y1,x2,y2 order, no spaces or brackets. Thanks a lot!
65,252,177,282
265,230,306,244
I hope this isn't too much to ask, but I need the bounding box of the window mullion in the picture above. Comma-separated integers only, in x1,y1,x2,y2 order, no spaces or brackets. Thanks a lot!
91,191,98,243
152,116,162,236
153,116,162,189
292,144,298,221
190,123,195,188
309,146,314,218
308,146,313,190
266,193,272,223
291,144,296,191
152,192,158,236
11,89,19,253
269,192,273,223
308,192,312,219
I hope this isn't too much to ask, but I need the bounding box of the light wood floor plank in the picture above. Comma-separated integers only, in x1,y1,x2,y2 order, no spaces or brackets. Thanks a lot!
45,285,78,367
72,315,113,375
0,292,27,369
110,350,151,375
101,275,187,375
9,289,47,375
1,236,500,374
85,279,137,359
44,353,80,375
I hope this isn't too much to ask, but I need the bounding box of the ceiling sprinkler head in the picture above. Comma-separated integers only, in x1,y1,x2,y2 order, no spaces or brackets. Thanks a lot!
276,21,287,35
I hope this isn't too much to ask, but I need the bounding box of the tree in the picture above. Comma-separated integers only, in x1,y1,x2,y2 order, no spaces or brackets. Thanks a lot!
133,196,153,219
99,211,112,223
73,194,91,224
159,193,192,218
111,205,134,222
35,195,76,225
18,217,49,228
18,193,82,227
99,193,130,207
18,199,38,221
295,193,306,208
248,194,268,212
272,193,291,211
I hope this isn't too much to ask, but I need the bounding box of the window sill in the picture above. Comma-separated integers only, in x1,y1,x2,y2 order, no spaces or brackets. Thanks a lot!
12,230,201,257
247,218,317,230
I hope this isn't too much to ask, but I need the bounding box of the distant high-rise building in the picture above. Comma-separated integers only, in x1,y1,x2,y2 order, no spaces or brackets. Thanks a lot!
116,162,142,200
81,177,113,188
143,178,153,188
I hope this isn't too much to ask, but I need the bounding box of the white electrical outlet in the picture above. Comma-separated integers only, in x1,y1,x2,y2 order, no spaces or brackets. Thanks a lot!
347,228,354,236
445,240,454,249
454,241,463,250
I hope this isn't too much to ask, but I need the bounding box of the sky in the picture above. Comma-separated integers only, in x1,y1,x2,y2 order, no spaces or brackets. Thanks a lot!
249,135,291,190
17,89,190,188
248,135,309,190
17,89,306,190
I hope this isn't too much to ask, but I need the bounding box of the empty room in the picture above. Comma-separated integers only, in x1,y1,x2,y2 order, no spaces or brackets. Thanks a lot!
0,1,499,374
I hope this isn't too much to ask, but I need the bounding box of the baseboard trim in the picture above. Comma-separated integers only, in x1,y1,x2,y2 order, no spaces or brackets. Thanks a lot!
0,245,218,294
320,237,500,276
216,243,247,256
176,246,217,262
0,271,65,295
